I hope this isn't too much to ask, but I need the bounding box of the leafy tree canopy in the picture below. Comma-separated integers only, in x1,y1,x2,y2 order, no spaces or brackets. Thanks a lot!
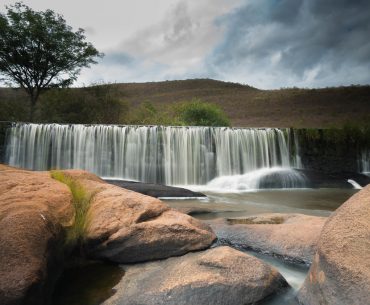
0,2,103,121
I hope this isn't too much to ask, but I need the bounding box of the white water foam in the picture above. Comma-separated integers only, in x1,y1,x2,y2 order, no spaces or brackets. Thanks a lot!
347,179,363,189
185,167,307,193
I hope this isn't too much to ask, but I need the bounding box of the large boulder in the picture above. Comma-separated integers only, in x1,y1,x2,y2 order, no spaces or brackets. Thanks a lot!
299,186,370,305
0,165,73,305
103,246,288,305
61,170,216,263
207,213,326,264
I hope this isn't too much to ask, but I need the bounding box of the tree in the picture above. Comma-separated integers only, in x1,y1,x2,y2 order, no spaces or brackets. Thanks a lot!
0,2,103,121
176,99,230,127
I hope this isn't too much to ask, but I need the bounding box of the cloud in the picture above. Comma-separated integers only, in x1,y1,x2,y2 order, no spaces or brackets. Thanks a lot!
205,0,370,88
80,0,241,84
75,0,370,88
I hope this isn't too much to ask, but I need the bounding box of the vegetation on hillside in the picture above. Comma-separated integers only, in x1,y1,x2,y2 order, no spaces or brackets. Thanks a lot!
0,79,369,128
39,84,128,124
128,98,230,126
175,99,230,126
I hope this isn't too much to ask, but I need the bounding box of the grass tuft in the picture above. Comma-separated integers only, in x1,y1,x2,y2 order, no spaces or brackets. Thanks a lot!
51,170,93,248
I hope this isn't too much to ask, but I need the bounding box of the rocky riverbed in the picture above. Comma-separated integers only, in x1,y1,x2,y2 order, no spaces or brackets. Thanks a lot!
0,165,369,305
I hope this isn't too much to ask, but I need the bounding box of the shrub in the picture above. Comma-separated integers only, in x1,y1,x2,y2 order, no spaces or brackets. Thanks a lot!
176,99,230,127
51,171,93,248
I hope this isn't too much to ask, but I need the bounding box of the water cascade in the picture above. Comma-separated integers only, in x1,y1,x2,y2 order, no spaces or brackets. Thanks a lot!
347,179,363,190
5,123,302,186
203,167,307,192
359,151,370,176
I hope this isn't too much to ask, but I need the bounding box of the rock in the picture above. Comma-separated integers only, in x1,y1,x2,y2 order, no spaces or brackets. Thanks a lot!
105,179,206,198
296,169,370,188
299,185,370,305
61,170,216,263
0,165,73,305
103,246,289,305
207,213,326,264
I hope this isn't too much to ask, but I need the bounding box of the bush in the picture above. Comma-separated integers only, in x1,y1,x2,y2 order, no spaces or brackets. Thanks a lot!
176,99,230,127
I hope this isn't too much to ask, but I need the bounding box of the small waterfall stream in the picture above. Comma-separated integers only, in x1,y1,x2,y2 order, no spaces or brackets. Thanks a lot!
359,150,370,176
5,123,302,186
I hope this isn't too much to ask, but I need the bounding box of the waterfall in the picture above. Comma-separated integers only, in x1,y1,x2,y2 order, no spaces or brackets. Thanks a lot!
359,151,370,176
5,123,301,185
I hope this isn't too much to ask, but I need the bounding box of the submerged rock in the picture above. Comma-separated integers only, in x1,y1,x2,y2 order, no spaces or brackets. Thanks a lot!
61,170,216,263
103,246,289,305
299,185,370,305
0,165,74,305
207,213,326,264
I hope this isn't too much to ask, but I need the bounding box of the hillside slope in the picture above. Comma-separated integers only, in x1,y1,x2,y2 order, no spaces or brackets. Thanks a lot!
1,79,369,127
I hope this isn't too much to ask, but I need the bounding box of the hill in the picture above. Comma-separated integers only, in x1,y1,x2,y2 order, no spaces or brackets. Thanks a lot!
1,79,369,128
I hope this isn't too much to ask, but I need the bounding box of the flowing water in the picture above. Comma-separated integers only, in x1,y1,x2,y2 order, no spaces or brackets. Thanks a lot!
4,123,360,305
165,188,356,219
5,123,301,185
360,150,370,176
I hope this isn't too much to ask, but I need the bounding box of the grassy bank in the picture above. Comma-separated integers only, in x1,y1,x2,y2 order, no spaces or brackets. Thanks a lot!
1,79,369,128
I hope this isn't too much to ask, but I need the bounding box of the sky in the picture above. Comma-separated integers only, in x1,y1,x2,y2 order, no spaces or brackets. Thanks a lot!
1,0,369,89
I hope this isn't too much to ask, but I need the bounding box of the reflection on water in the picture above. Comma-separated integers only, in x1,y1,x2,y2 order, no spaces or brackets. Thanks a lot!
165,188,357,219
52,262,124,305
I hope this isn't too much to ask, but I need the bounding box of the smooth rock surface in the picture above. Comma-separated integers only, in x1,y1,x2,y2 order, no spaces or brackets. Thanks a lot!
62,170,216,263
299,185,370,305
0,165,73,305
207,213,326,264
105,179,206,198
103,246,288,305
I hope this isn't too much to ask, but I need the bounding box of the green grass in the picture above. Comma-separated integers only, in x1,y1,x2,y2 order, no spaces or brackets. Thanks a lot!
51,170,93,247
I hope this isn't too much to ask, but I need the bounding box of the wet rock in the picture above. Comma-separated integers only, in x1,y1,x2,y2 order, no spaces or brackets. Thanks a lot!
62,170,216,263
103,246,288,305
296,169,370,188
0,165,73,305
299,185,370,305
105,179,206,198
207,213,326,264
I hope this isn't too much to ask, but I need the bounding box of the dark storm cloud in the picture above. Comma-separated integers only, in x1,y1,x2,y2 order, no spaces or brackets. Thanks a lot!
207,0,370,87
